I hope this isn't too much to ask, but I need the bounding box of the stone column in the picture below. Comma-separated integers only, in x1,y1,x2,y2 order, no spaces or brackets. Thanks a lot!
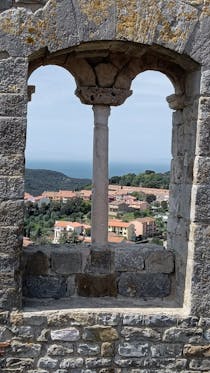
92,105,110,247
75,86,132,248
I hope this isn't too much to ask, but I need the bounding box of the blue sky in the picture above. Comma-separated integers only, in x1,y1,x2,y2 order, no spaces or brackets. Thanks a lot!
26,65,174,168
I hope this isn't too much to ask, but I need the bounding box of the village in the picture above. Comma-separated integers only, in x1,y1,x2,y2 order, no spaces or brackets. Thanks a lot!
24,184,169,247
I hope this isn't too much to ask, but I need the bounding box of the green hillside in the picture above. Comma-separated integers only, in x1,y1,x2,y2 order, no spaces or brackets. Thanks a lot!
25,169,91,196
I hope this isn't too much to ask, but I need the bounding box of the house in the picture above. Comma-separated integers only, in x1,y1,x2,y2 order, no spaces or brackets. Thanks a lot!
128,200,148,211
53,220,84,243
108,201,129,216
108,219,135,241
131,217,156,238
77,190,92,201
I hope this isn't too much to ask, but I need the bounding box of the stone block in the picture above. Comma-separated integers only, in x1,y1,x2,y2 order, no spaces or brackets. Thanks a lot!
189,359,210,371
6,358,34,369
196,97,210,156
66,276,75,296
0,0,12,11
0,254,19,273
47,344,74,356
201,70,210,95
77,343,100,355
24,251,50,275
23,276,66,298
183,344,210,357
38,357,58,370
144,250,174,273
85,358,112,368
60,358,83,369
0,227,22,254
87,248,114,273
0,154,24,177
118,273,171,298
0,94,27,117
0,176,24,200
151,343,183,357
192,185,210,222
11,341,41,357
118,342,149,357
77,274,117,297
101,342,114,357
51,250,82,274
194,156,210,184
163,327,203,343
121,327,161,341
0,58,28,94
83,326,119,342
0,200,24,226
114,247,144,272
51,328,80,342
0,117,26,155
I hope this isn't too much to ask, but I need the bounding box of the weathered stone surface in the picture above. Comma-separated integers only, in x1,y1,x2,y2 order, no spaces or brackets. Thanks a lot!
183,344,210,357
114,247,144,272
118,342,149,357
189,359,210,370
101,342,115,357
0,94,27,117
0,117,26,156
144,251,174,273
60,358,83,369
95,63,118,88
51,328,80,342
85,358,112,368
24,276,66,298
38,357,58,369
0,176,24,200
163,327,203,343
47,344,74,356
87,249,113,273
0,154,24,176
11,341,41,357
77,274,117,297
51,250,82,274
121,327,161,341
118,273,171,297
78,343,100,355
24,251,49,276
83,326,119,342
0,0,13,11
0,58,28,93
0,200,24,226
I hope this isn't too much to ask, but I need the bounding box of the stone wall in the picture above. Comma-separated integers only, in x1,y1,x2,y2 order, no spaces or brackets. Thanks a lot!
22,244,175,305
0,310,210,372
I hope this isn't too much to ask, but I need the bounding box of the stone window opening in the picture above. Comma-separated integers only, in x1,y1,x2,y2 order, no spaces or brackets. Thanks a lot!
20,42,201,312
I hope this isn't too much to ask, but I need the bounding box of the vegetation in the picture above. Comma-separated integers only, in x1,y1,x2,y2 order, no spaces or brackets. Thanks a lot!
25,169,91,196
24,198,91,243
109,170,170,189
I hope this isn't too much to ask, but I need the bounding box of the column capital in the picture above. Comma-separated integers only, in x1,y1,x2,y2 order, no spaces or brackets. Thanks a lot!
75,87,132,106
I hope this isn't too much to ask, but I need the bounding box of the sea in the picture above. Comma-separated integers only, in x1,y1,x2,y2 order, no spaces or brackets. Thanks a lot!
26,160,170,179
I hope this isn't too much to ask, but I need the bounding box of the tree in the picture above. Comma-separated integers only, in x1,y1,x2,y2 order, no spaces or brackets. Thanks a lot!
146,194,156,203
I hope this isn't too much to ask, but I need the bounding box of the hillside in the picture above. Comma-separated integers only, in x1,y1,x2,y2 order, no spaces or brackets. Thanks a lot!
25,169,91,196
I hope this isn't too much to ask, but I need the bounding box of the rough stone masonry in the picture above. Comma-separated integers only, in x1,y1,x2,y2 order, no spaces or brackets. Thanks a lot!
0,0,210,372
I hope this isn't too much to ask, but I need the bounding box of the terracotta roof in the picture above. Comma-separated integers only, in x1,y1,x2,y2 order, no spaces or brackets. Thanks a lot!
108,219,131,228
54,221,83,228
59,190,77,198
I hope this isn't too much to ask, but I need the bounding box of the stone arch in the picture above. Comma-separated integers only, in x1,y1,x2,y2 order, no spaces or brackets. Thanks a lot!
0,0,209,317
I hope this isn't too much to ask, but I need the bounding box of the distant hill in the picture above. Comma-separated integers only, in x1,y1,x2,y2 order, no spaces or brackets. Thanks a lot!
25,169,91,196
